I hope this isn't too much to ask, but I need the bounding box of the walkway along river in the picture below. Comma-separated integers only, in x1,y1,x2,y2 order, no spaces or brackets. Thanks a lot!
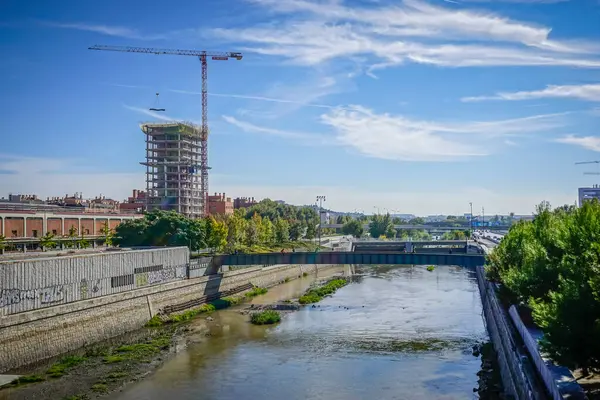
116,264,489,400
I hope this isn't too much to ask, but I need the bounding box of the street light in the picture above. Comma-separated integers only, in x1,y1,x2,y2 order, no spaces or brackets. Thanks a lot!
316,195,326,247
469,202,473,236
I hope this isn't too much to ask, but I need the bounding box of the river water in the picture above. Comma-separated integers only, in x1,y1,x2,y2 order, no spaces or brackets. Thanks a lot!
117,265,487,400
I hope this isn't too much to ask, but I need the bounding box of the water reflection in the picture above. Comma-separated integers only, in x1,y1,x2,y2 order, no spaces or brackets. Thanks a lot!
117,265,486,400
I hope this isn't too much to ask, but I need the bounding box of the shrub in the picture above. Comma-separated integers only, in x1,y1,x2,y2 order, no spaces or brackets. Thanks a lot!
299,279,348,304
426,266,435,272
250,310,281,325
245,287,268,298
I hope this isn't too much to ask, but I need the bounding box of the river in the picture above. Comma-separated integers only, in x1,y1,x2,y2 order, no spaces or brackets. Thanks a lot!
116,265,487,400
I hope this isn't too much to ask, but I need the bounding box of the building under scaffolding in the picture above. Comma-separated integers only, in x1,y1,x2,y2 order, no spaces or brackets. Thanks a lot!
140,122,207,218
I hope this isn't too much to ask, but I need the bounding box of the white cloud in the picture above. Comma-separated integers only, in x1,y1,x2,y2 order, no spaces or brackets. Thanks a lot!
463,83,600,102
223,105,564,161
209,0,600,70
555,135,600,152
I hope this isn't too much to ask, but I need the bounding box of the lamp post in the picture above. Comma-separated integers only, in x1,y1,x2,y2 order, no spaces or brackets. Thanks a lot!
469,202,473,236
482,206,485,230
316,195,326,247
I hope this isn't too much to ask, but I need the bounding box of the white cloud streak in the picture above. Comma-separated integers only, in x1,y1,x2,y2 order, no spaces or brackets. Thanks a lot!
223,105,564,161
555,135,600,152
463,83,600,102
208,0,600,70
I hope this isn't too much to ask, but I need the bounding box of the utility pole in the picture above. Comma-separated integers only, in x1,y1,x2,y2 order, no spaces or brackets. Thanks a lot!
316,195,326,248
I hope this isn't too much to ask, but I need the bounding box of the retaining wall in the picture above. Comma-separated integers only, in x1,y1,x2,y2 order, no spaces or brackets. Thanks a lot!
475,267,544,400
0,260,335,373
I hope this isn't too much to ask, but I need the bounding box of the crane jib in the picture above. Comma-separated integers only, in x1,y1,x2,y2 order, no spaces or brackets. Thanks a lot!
212,56,229,60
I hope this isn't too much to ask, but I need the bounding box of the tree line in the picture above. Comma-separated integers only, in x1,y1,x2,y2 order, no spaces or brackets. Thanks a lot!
487,200,600,374
113,199,321,253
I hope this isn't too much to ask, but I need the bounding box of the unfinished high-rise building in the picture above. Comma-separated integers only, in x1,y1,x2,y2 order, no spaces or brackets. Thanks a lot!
140,122,207,218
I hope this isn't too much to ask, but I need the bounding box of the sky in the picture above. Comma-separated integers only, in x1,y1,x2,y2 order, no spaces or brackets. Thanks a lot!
1,0,600,216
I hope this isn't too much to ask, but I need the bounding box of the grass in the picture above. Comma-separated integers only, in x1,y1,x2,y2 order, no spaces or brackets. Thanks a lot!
8,374,45,387
63,395,89,400
245,287,268,298
299,279,348,304
47,355,87,378
250,310,281,325
145,315,164,327
91,383,108,393
103,333,171,364
426,265,436,272
302,272,309,277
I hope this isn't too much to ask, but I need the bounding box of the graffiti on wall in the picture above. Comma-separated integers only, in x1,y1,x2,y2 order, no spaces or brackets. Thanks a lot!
80,279,101,300
135,266,187,287
0,285,66,308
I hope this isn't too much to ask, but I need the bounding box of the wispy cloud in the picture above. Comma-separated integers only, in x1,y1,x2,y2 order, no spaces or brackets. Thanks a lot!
223,104,563,161
462,83,600,102
209,0,600,71
555,135,600,152
39,21,167,40
105,83,149,90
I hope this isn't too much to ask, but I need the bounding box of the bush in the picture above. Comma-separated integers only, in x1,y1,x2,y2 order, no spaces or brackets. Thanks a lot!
426,266,435,272
245,287,268,298
299,279,348,304
250,310,281,325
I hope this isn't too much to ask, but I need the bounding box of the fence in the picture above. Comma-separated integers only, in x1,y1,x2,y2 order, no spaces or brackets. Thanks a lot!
476,267,542,400
508,306,585,400
0,247,191,315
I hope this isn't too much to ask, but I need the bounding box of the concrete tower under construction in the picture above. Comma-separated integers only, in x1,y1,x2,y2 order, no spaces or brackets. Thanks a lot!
140,122,206,218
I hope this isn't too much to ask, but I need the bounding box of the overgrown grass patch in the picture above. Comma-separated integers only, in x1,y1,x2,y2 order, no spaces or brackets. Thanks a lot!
299,279,348,304
47,355,87,378
103,333,171,364
426,265,435,272
91,383,108,393
245,287,268,298
145,315,164,327
250,310,281,325
8,374,45,387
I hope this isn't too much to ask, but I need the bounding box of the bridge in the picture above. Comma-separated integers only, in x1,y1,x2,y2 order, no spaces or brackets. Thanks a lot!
211,251,486,269
321,223,509,231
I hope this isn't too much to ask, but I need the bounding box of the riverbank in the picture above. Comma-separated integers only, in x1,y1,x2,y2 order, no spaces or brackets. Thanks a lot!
0,265,346,399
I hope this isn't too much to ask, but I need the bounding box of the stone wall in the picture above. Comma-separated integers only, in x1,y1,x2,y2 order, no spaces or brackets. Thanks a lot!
0,263,336,373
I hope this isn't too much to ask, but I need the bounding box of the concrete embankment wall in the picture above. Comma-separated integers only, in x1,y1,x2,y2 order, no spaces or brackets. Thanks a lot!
0,247,335,372
475,267,544,400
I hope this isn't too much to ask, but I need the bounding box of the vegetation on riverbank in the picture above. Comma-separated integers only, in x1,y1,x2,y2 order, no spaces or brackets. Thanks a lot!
426,265,435,272
245,287,268,298
486,200,600,374
299,278,348,304
250,310,281,325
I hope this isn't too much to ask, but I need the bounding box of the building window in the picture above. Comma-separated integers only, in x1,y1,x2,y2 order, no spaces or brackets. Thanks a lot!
52,229,57,235
32,230,38,238
11,230,17,237
85,229,90,235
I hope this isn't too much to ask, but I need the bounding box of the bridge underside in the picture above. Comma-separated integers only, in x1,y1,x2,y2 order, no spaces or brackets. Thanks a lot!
212,252,485,268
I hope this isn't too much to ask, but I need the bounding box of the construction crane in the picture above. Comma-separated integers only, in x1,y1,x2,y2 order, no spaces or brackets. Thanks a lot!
89,44,243,216
575,160,600,175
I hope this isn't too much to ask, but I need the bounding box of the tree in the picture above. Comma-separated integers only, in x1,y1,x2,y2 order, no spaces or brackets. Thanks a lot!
226,211,246,250
244,217,259,246
289,220,304,241
101,221,114,247
274,217,290,244
0,234,6,254
342,219,364,238
442,230,466,240
65,225,78,248
305,221,316,240
487,200,600,372
369,213,395,238
261,218,275,245
206,217,228,252
39,232,57,251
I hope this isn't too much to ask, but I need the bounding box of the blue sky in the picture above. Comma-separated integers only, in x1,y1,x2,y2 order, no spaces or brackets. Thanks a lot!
1,0,600,215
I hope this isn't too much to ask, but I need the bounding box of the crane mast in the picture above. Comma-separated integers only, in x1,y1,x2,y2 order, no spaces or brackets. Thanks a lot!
89,45,243,217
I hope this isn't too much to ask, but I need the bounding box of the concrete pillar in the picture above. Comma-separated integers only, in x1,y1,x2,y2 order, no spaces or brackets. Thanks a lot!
42,214,48,235
61,218,65,235
0,216,3,237
23,217,27,238
93,218,96,236
78,218,81,235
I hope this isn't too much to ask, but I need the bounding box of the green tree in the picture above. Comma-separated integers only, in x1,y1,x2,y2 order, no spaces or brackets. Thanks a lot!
274,217,290,244
226,211,247,250
0,234,7,254
206,217,228,252
305,221,316,240
39,232,57,251
442,230,467,240
487,200,600,372
65,225,78,248
342,219,364,238
289,220,304,241
101,221,114,247
261,218,275,245
369,214,395,238
244,216,260,246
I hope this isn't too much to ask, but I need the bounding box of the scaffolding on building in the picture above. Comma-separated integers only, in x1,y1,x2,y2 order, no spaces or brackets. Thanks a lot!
140,122,208,218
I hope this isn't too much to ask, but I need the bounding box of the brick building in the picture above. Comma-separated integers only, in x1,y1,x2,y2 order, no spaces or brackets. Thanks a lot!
120,189,146,213
233,197,257,209
207,193,234,215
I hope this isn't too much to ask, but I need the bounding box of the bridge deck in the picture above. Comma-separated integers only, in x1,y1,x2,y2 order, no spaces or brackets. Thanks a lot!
213,251,485,268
